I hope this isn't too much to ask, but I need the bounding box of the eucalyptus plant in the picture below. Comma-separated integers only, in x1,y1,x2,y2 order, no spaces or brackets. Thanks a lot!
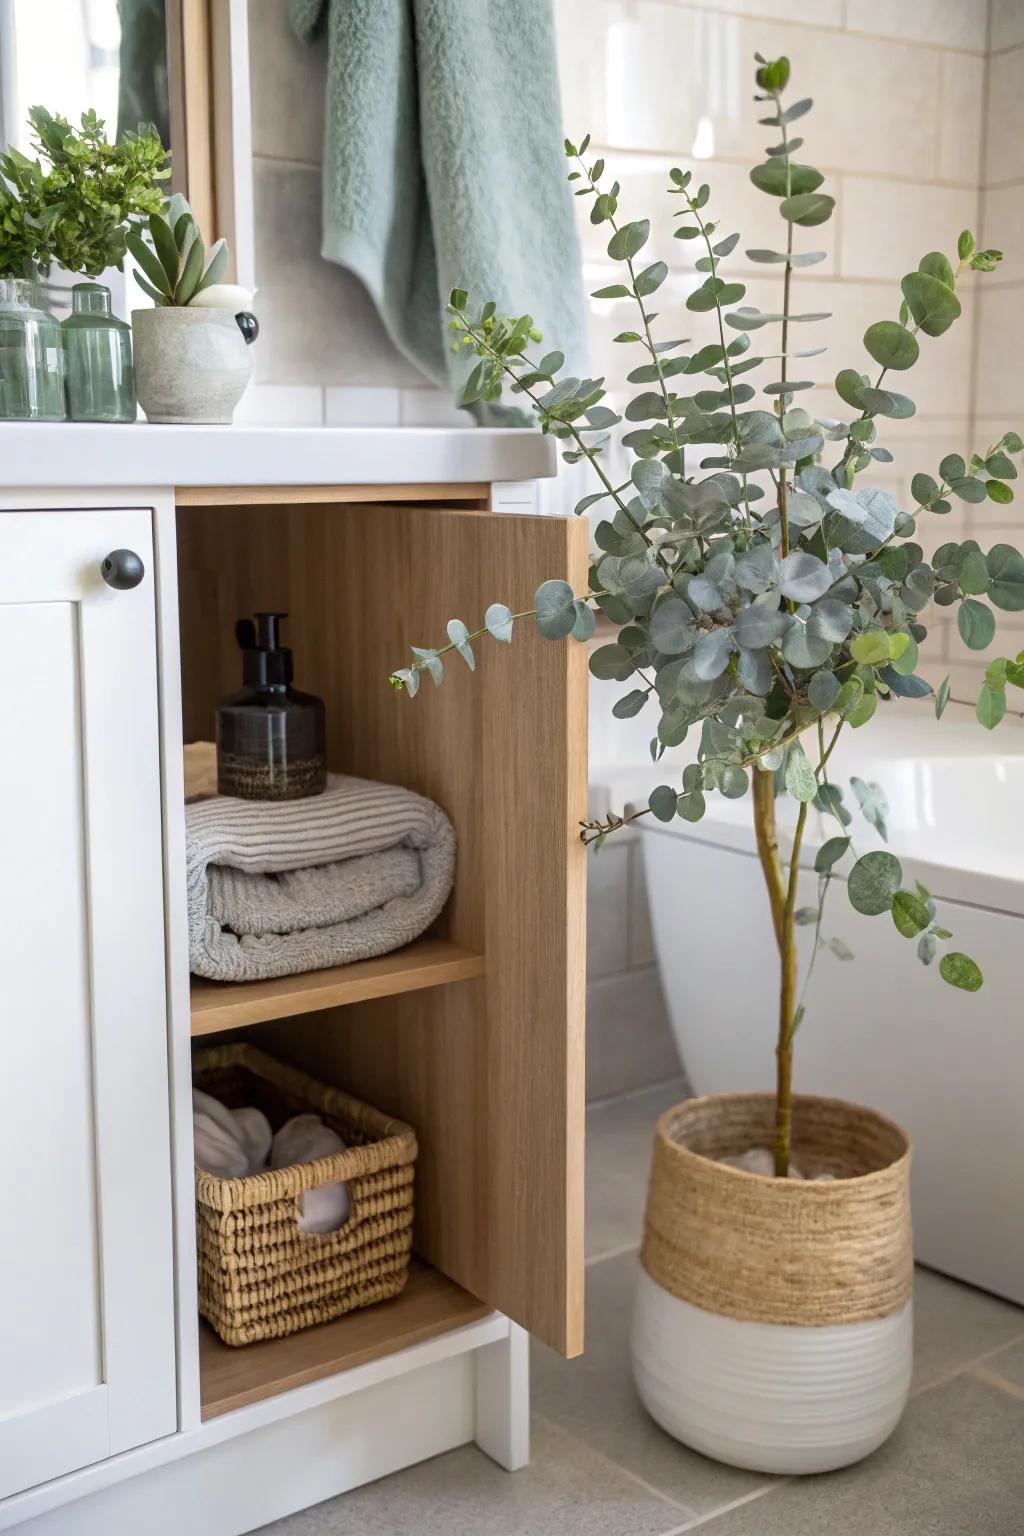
0,107,167,278
128,194,229,306
390,56,1024,1177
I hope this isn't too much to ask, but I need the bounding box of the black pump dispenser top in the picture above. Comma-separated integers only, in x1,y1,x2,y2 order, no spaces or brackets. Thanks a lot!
217,610,327,799
236,611,294,687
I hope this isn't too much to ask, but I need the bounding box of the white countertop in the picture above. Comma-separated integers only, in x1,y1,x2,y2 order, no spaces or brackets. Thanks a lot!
0,423,557,488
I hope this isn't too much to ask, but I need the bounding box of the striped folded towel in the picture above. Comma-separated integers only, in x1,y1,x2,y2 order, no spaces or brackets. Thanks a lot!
186,774,455,982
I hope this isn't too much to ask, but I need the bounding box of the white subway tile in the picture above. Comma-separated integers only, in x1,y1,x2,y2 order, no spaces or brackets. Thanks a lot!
846,0,987,52
233,384,324,425
324,388,401,427
399,389,471,427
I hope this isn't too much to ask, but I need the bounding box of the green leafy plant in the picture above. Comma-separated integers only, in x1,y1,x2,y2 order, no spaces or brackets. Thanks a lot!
390,55,1024,1177
127,193,229,306
0,106,168,278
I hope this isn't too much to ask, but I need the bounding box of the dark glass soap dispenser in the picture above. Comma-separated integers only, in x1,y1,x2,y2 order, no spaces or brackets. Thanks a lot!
216,612,326,800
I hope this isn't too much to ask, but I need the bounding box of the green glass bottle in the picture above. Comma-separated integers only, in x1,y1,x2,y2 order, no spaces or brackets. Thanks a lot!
0,277,66,421
63,283,136,423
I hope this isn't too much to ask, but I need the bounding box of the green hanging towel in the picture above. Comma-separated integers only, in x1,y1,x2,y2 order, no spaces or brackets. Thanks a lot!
290,0,587,420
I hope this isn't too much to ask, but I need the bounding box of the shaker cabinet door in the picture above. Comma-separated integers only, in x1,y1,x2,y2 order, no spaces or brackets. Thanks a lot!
0,510,176,1500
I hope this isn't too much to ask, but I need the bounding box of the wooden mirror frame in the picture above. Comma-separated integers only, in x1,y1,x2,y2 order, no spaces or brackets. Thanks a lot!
166,0,253,288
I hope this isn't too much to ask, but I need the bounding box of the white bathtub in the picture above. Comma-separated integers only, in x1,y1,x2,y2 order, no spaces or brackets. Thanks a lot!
592,685,1024,1304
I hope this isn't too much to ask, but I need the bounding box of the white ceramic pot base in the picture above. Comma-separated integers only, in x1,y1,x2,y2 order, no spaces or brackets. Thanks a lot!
631,1267,913,1475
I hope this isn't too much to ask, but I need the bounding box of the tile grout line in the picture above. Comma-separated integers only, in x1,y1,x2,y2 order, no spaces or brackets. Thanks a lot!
909,1325,1024,1401
970,1362,1024,1401
587,1075,689,1115
585,1238,642,1268
532,1412,698,1523
580,143,981,194
674,1479,787,1531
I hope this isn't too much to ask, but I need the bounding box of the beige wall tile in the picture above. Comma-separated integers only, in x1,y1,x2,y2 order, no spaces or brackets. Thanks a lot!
735,18,944,178
248,0,325,164
846,0,987,52
982,184,1024,256
984,48,1024,185
665,0,843,20
252,161,427,388
557,3,944,178
840,178,979,280
940,50,986,186
577,154,839,276
973,286,1024,417
990,0,1024,52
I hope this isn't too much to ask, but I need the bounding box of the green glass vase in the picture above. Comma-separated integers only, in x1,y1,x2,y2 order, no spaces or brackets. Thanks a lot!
63,283,136,423
0,277,66,421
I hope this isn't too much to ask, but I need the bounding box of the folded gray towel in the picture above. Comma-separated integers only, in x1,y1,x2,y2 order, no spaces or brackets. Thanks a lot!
186,775,456,982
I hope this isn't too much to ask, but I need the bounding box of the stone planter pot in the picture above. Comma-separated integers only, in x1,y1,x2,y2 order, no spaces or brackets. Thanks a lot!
632,1093,913,1475
132,307,251,424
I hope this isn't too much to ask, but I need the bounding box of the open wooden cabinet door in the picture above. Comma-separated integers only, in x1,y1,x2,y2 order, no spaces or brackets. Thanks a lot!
178,498,588,1357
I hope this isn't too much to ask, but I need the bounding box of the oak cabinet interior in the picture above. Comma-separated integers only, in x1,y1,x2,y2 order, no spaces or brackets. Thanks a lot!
176,491,588,1380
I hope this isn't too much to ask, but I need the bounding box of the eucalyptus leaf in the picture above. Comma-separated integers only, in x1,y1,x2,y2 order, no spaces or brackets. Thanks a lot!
484,603,514,643
534,579,578,640
848,851,903,916
939,952,983,992
864,321,919,371
785,742,817,802
815,836,850,872
892,889,930,938
957,599,996,651
987,544,1024,611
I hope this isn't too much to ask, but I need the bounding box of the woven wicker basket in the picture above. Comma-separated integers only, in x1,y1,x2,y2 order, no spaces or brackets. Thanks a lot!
641,1092,913,1327
194,1043,417,1346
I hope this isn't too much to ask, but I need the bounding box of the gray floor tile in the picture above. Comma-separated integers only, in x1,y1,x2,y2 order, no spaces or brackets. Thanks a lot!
912,1265,1024,1392
685,1373,1024,1534
981,1336,1024,1391
585,1079,689,1260
533,1250,773,1516
254,1418,685,1536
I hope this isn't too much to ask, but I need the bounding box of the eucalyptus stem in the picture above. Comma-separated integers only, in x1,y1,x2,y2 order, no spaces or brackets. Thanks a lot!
575,153,685,474
451,311,678,582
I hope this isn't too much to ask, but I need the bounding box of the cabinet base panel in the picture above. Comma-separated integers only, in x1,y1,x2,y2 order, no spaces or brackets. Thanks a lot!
6,1327,529,1536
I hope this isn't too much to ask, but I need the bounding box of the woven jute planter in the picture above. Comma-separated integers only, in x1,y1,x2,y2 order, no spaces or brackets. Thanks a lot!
195,1043,417,1346
632,1092,914,1475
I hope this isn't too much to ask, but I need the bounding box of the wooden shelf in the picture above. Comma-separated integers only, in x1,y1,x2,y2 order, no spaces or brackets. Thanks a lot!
199,1259,491,1419
190,938,484,1036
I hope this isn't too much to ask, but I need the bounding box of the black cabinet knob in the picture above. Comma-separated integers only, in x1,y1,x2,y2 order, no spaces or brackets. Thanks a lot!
101,549,145,590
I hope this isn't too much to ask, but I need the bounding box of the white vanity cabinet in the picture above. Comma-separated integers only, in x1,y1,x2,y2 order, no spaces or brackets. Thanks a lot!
0,509,177,1500
0,426,581,1536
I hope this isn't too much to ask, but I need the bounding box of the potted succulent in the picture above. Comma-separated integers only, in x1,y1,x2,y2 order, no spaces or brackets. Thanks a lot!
388,58,1024,1474
0,106,166,421
128,195,257,424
